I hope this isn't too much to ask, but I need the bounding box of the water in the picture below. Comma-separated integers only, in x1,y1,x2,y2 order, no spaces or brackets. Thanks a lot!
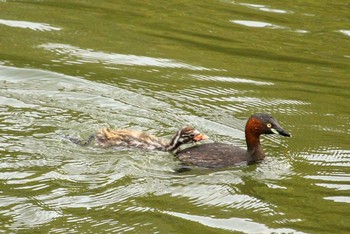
1,0,349,233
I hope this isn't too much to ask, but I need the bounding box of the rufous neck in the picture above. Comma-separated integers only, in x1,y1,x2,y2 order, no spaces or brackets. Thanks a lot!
245,129,265,161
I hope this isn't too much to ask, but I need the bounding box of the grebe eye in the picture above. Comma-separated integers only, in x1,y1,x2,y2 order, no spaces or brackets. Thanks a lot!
267,123,272,128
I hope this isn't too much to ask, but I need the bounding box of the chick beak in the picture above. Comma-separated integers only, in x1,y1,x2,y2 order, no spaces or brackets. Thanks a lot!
193,133,209,141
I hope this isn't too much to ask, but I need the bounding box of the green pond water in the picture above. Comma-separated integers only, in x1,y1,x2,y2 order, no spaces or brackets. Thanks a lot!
0,1,349,233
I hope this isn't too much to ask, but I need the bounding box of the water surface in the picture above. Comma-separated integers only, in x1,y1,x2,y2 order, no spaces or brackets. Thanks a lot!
1,0,349,233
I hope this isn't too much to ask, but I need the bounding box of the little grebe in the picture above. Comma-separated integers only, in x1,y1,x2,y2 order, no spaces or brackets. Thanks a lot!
175,113,290,168
69,126,208,152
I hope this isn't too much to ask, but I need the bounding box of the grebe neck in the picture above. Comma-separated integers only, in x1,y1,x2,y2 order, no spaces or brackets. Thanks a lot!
245,130,265,161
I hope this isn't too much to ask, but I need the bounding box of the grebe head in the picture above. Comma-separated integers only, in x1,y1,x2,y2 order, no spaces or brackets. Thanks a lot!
246,113,291,137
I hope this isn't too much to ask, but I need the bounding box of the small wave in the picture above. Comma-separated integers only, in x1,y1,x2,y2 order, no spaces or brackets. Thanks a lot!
238,3,291,14
0,19,61,31
162,210,305,233
39,43,211,71
191,74,274,85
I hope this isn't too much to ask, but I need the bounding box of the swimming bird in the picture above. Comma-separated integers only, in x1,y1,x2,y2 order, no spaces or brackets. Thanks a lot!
175,113,290,168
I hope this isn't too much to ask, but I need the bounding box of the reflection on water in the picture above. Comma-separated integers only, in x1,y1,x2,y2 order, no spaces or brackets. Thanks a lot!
39,43,211,70
238,3,290,14
231,20,309,34
301,148,350,204
301,149,350,167
231,20,283,29
163,211,305,233
340,30,350,37
191,74,274,85
1,0,350,233
0,19,61,31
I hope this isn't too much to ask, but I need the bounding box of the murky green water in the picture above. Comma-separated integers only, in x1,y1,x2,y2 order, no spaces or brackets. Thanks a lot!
1,1,349,233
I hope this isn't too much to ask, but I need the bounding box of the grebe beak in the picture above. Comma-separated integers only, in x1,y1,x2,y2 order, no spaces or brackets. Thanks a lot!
193,133,209,141
271,127,291,137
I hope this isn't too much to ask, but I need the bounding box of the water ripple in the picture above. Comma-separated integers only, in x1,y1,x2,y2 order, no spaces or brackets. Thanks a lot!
0,19,61,31
231,20,284,29
191,74,274,85
39,43,211,70
238,3,291,14
324,196,350,204
231,19,308,34
0,65,176,128
162,211,305,233
301,149,350,167
5,203,61,229
44,182,145,209
339,30,350,37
